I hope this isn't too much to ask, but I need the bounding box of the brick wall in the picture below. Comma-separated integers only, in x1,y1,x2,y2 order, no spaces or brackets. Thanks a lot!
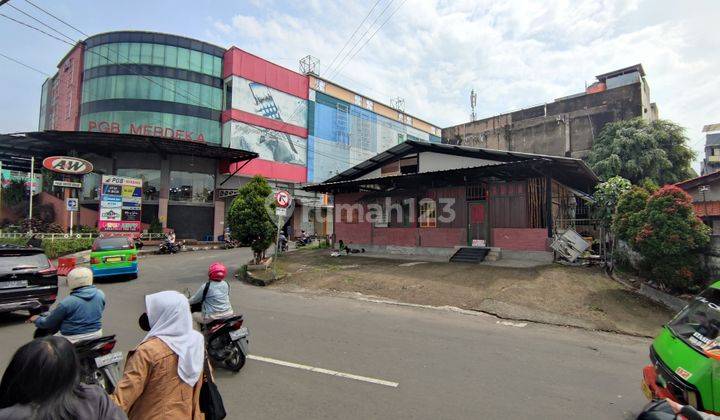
419,228,466,247
492,228,548,251
373,227,417,246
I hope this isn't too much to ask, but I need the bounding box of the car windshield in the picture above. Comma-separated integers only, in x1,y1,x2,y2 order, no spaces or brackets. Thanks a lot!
93,237,132,251
668,287,720,354
0,253,50,274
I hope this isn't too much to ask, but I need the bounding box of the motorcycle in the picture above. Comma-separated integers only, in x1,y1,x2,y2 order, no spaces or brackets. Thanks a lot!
34,328,122,393
202,315,249,372
637,399,704,420
223,238,239,249
158,240,182,254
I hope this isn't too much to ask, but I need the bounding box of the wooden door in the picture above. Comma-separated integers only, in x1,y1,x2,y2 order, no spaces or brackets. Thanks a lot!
467,201,487,246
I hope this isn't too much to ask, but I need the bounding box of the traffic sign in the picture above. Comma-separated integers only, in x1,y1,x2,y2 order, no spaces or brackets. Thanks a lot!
275,190,291,208
66,198,79,212
275,208,287,217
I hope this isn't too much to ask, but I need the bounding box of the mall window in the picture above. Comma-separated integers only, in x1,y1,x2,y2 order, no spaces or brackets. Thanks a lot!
189,50,202,72
169,171,213,203
140,43,153,64
177,47,190,70
117,169,161,201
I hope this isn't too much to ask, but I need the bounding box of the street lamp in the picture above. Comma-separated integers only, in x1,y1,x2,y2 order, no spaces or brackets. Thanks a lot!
700,185,710,229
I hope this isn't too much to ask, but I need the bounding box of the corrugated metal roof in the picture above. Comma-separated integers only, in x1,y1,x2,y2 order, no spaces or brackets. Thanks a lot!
305,140,599,193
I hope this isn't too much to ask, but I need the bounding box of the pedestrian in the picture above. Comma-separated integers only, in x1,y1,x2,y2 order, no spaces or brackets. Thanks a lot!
111,291,205,419
31,266,105,342
188,262,234,326
0,336,127,420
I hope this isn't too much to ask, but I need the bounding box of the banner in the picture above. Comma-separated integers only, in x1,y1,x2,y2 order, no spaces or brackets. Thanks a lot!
100,175,142,235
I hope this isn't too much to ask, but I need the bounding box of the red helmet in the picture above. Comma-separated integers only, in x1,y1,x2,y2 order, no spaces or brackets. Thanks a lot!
208,262,227,281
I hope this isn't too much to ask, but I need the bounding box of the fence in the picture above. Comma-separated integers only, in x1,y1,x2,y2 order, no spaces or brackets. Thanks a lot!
0,231,97,241
0,231,168,241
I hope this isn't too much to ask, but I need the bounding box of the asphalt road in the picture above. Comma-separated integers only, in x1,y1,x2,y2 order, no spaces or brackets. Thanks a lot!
0,248,655,419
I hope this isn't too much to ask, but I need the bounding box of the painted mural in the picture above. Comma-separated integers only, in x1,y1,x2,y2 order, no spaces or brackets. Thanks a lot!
230,76,307,129
307,92,441,182
222,121,306,166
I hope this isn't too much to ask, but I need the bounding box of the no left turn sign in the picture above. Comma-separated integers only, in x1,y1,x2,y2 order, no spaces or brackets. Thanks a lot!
275,190,291,208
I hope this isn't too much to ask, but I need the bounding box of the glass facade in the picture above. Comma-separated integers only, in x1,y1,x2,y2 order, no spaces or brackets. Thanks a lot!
169,171,214,203
82,76,222,110
84,43,222,77
117,169,161,201
80,111,221,144
80,33,223,146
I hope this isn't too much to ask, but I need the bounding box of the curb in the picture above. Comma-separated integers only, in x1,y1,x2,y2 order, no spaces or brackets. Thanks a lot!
607,270,688,312
337,292,654,339
138,245,225,257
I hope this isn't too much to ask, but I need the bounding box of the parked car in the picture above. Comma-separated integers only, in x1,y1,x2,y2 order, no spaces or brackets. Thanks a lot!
90,237,139,279
0,245,58,314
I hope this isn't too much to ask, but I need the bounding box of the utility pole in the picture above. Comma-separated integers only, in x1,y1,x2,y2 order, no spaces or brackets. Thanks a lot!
28,156,34,231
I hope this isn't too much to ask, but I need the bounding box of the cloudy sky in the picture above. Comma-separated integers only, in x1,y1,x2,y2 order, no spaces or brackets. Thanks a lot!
0,0,718,168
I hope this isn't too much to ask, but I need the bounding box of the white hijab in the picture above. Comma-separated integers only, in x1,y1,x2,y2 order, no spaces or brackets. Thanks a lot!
143,291,205,386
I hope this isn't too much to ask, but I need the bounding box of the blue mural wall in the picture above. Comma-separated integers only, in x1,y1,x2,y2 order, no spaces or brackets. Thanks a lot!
308,92,440,182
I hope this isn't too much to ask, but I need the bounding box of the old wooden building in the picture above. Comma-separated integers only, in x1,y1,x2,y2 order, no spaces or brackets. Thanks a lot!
305,140,599,260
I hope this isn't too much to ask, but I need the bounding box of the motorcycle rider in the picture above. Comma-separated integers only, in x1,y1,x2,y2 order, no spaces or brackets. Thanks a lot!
30,267,105,343
188,262,234,328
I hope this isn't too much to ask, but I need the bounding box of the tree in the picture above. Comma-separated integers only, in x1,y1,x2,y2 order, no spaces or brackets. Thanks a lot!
631,185,710,291
227,176,276,264
588,118,696,185
592,176,631,228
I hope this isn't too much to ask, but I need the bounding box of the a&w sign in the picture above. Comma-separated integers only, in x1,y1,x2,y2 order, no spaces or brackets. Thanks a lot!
42,156,94,175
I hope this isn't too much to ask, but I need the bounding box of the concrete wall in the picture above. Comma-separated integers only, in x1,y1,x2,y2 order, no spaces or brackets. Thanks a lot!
442,82,644,159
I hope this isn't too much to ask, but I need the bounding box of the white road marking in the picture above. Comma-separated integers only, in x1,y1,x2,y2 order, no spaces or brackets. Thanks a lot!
496,320,527,328
248,354,399,388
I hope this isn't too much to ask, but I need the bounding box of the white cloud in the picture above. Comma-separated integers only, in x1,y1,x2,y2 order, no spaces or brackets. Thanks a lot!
207,0,719,168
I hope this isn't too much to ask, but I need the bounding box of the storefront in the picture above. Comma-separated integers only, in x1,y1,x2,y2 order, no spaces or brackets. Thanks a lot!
0,131,256,240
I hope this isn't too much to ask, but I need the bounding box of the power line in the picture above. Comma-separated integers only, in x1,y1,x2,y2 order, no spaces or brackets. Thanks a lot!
324,0,383,76
0,51,51,76
6,3,76,43
0,13,76,46
4,2,419,169
331,0,407,80
329,0,396,80
23,0,88,37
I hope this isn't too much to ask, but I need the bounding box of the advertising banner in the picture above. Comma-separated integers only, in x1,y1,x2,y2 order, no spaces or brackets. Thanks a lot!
99,175,142,236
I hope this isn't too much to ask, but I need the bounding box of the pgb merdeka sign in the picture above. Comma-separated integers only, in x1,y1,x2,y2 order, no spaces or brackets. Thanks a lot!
42,156,93,175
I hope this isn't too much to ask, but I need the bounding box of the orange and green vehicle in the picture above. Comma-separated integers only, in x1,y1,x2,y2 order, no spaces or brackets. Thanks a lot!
90,237,138,279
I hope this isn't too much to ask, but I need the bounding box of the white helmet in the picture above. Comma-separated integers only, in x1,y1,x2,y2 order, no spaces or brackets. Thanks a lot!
67,267,93,290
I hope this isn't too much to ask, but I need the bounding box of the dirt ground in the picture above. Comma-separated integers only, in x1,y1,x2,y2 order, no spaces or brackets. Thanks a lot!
270,249,674,337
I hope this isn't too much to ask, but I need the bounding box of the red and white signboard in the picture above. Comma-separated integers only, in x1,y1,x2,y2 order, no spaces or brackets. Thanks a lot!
42,156,94,175
275,190,291,208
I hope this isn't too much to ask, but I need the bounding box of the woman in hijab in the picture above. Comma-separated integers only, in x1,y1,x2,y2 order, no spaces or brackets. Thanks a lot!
111,291,206,419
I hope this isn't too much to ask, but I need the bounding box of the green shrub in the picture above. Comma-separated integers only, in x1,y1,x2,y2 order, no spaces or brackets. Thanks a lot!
633,185,710,291
613,186,650,242
0,237,92,258
74,225,99,234
41,238,94,259
0,238,30,247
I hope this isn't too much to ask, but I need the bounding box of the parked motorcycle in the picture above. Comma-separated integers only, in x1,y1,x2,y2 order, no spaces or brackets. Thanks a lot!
202,315,249,372
34,328,122,393
158,240,182,254
223,238,240,249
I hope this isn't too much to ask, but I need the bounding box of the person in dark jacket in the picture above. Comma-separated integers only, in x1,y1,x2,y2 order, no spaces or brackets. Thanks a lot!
0,336,126,420
31,266,105,342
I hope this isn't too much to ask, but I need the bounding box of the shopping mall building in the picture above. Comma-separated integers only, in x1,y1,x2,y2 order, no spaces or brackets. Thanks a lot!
1,31,441,240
